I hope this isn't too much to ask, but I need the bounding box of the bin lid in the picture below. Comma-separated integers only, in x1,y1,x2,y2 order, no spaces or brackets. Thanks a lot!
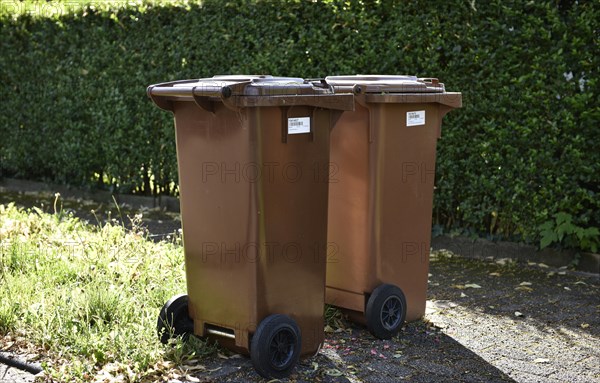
325,75,445,93
148,75,355,111
152,75,334,97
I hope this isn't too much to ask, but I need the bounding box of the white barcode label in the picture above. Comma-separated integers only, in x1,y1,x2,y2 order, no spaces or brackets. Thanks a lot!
288,117,311,134
407,110,425,126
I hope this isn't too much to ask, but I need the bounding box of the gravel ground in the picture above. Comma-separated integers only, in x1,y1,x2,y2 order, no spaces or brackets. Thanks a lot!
1,192,599,382
3,253,599,383
0,364,35,383
167,254,599,383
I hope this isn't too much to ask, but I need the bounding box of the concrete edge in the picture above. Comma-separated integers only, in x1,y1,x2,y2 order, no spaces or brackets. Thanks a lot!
0,177,180,212
431,235,599,275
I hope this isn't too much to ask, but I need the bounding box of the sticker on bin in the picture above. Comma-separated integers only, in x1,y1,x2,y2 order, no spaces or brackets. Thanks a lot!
288,117,311,134
406,110,426,126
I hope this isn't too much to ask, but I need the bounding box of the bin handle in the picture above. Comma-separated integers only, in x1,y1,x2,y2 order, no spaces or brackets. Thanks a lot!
418,77,440,86
191,86,217,112
351,84,369,108
189,81,252,112
147,85,174,111
218,81,252,112
189,83,245,113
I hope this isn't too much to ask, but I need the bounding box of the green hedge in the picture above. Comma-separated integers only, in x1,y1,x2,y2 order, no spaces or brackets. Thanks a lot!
1,0,598,249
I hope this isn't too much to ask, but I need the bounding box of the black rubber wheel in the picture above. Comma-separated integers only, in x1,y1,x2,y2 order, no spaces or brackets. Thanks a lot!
365,284,407,340
157,294,194,344
250,314,301,379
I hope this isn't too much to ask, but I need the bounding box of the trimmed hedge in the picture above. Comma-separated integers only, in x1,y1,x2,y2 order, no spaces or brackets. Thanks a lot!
1,0,598,248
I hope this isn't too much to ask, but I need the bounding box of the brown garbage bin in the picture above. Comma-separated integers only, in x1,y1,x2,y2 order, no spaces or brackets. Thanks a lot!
322,75,462,339
147,75,354,378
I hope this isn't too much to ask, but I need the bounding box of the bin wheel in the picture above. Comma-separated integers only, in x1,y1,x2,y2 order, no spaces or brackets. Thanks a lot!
365,284,407,340
250,314,301,379
157,294,194,344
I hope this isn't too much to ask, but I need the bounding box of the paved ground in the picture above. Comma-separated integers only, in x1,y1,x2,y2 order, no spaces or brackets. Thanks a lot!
1,191,599,382
160,253,599,383
3,252,599,383
0,364,35,383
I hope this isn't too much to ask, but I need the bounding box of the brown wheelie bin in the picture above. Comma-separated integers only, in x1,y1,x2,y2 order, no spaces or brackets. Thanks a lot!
147,75,354,378
322,75,462,339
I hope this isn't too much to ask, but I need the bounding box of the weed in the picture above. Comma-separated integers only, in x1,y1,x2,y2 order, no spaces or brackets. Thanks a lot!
325,305,346,331
0,203,210,381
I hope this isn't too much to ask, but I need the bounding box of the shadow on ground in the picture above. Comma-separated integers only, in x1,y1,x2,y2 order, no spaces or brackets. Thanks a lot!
428,254,600,338
424,255,599,383
181,320,516,383
2,190,598,382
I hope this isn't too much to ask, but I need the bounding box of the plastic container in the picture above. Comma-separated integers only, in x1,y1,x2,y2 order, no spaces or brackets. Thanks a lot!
323,75,462,339
148,75,354,378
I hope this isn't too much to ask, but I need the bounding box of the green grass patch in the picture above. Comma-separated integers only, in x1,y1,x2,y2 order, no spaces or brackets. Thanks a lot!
0,202,209,381
0,0,193,18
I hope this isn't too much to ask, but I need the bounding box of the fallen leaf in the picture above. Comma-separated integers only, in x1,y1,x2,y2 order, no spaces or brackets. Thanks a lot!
533,358,549,364
515,286,533,292
182,365,206,372
460,292,467,298
519,282,532,286
547,272,556,277
324,325,334,333
311,362,319,371
489,272,501,276
514,311,524,317
564,286,571,291
158,361,175,370
217,353,229,359
393,353,403,358
538,263,549,268
575,281,587,285
325,368,343,376
370,349,377,355
558,271,566,275
186,375,200,382
581,323,590,329
452,284,465,289
465,283,482,289
527,261,537,266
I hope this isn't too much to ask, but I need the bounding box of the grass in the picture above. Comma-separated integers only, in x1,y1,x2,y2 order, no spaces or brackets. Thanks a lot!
0,0,199,18
0,200,211,382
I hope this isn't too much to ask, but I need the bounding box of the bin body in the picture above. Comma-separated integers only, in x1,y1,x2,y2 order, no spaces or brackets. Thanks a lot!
148,76,354,355
324,75,462,322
